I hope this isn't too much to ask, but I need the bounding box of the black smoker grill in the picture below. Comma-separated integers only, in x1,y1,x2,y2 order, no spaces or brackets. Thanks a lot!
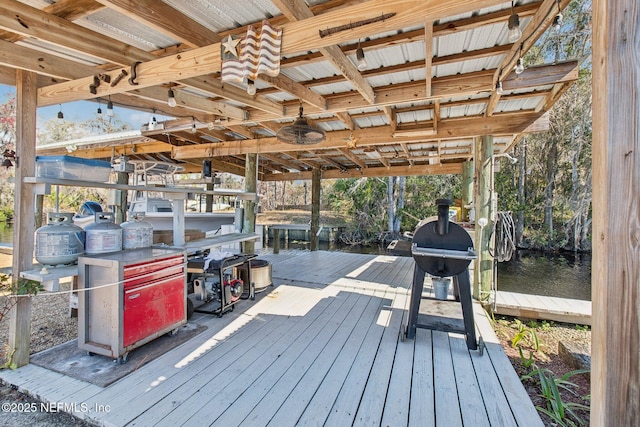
405,199,480,351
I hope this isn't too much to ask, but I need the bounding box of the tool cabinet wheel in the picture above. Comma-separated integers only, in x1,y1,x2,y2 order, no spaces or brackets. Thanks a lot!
117,353,129,365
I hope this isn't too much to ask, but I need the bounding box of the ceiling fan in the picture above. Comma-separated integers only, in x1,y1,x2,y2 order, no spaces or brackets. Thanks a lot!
276,104,325,145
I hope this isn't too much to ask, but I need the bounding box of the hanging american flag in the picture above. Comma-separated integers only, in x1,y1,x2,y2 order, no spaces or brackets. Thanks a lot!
221,20,282,84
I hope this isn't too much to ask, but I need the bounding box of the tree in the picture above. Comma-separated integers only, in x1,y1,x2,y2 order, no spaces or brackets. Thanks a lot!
0,95,16,219
387,176,406,236
496,0,593,251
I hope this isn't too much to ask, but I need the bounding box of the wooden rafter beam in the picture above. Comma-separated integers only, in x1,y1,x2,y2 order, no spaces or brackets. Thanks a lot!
0,0,280,115
0,0,105,43
260,153,304,171
172,111,548,160
248,69,496,122
261,162,463,181
271,0,375,114
271,0,376,105
312,152,347,171
424,21,433,98
278,2,539,67
33,0,507,106
503,59,579,90
496,0,572,82
259,73,328,111
338,148,367,169
95,0,223,47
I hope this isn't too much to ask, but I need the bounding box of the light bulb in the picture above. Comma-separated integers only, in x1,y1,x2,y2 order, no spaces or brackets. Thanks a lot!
107,100,114,116
167,88,177,107
190,121,197,134
57,110,64,124
515,58,525,75
496,81,504,95
97,106,102,115
356,46,367,71
552,12,563,31
148,113,157,131
247,79,256,96
507,12,522,43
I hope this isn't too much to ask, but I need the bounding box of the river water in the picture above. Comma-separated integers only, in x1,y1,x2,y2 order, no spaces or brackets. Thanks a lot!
1,221,591,301
272,240,592,302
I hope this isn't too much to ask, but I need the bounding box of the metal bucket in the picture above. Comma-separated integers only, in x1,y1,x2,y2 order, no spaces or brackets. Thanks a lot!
432,277,451,300
250,259,272,292
237,259,272,293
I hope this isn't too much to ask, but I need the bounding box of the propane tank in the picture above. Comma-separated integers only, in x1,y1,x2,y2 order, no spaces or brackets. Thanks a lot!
35,212,85,266
121,213,153,249
85,212,122,255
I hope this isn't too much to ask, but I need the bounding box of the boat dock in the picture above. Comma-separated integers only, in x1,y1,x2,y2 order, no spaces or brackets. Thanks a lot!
0,250,542,426
495,290,592,326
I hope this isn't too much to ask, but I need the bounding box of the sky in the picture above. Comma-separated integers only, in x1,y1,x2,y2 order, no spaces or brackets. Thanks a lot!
0,83,170,135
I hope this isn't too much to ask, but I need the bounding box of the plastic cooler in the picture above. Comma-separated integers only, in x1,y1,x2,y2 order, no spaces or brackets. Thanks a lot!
35,155,112,182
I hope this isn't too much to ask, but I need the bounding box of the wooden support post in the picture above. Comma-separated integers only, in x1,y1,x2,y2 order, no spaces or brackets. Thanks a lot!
114,171,128,224
473,135,493,301
205,182,213,212
273,228,280,254
35,194,44,228
461,160,474,222
9,70,37,367
243,153,257,254
591,0,640,423
310,168,321,251
69,276,78,318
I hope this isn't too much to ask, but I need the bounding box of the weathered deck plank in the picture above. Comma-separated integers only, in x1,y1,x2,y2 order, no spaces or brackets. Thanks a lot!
495,290,591,325
0,250,542,427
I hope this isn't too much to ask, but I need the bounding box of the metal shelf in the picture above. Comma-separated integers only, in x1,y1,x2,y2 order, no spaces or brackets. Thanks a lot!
23,177,256,200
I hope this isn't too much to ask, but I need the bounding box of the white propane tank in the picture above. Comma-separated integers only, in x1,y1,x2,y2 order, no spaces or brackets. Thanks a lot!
35,212,85,266
121,214,153,249
85,212,122,255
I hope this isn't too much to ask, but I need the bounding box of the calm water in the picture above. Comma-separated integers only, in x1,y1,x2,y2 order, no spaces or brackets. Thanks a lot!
3,221,591,301
0,221,12,244
496,251,591,301
268,240,592,301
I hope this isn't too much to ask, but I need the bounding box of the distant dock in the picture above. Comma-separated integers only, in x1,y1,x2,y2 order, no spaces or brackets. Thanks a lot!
494,290,591,325
0,243,12,255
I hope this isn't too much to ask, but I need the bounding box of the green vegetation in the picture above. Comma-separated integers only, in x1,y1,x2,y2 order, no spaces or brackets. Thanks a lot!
522,367,591,426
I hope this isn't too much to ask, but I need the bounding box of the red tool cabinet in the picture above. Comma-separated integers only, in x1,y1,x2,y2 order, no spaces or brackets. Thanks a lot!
78,247,186,363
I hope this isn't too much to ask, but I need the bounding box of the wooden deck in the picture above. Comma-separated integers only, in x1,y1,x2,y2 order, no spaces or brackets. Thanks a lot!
495,290,592,326
0,250,542,426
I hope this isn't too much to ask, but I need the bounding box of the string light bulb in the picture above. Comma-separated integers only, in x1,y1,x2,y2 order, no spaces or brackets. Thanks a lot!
57,105,64,124
507,1,522,43
496,80,504,95
356,40,367,72
552,0,563,31
148,108,158,131
107,97,114,116
96,100,102,115
515,57,525,74
514,45,525,75
190,118,197,134
167,84,177,107
246,79,256,96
